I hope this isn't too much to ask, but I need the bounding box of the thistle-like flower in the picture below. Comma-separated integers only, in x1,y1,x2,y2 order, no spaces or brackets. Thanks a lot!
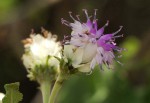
62,9,124,72
22,28,62,82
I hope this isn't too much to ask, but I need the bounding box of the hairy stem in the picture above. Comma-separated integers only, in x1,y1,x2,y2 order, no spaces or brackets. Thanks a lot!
49,75,64,103
41,81,51,103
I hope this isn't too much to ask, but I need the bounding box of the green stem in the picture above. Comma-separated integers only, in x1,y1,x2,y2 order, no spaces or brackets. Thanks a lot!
49,75,64,103
41,81,51,103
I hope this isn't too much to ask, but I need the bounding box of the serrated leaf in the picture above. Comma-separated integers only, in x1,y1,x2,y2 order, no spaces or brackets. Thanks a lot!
2,82,23,103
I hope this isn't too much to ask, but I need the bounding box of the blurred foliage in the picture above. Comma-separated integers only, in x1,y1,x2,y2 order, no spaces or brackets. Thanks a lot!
0,0,19,22
0,0,150,103
122,36,140,60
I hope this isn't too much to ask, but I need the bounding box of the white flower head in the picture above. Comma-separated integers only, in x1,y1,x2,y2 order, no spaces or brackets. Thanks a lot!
22,29,62,81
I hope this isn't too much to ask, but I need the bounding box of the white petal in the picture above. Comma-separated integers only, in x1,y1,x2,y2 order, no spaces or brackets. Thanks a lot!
90,58,97,69
96,54,103,64
97,47,104,54
78,63,91,73
47,33,52,39
49,57,59,68
82,43,97,63
22,54,34,69
70,38,82,46
103,51,114,63
32,34,44,43
72,47,84,68
70,21,82,32
63,45,74,59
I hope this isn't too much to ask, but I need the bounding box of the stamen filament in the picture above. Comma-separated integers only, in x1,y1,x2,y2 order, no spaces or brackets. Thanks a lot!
82,9,89,19
61,18,71,27
113,26,123,35
69,11,76,21
94,9,98,20
76,15,80,21
112,34,124,38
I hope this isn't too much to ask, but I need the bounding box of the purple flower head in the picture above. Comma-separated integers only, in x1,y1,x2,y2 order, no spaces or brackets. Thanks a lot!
97,26,123,51
61,9,109,38
62,9,124,70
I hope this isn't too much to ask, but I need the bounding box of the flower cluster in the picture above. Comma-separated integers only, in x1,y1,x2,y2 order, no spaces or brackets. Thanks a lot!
62,9,124,72
22,29,62,81
21,9,125,103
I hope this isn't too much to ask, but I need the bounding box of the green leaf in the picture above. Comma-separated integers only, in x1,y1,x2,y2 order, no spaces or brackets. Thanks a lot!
2,82,23,103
